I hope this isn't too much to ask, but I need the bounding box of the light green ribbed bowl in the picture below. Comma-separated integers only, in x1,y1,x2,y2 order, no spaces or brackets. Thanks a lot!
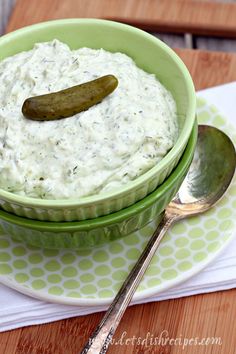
0,121,197,249
0,19,196,221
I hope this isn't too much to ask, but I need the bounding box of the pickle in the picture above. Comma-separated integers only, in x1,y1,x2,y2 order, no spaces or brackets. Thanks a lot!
22,75,118,121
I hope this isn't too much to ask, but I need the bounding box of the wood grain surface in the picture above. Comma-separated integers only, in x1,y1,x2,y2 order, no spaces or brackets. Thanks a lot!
1,1,236,353
6,0,236,37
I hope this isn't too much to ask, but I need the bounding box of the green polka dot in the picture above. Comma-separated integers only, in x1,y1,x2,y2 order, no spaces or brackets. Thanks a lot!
188,217,200,226
13,260,27,269
0,239,10,248
11,236,21,243
26,244,40,251
78,259,93,270
219,195,229,205
31,280,46,290
80,273,95,283
28,253,43,264
43,249,59,257
98,278,112,288
206,231,218,241
204,219,218,229
12,246,26,256
0,252,11,262
139,231,153,242
141,225,155,236
175,249,190,259
222,233,231,242
0,264,12,274
219,220,234,231
94,265,110,276
194,252,207,262
62,266,78,277
161,233,172,243
190,240,206,250
150,254,160,264
213,115,225,126
45,260,61,271
47,274,62,284
64,280,79,289
15,273,29,283
197,98,206,108
140,238,149,249
232,186,236,196
61,253,76,264
175,237,189,247
147,278,162,287
123,234,139,246
98,290,114,298
30,268,44,277
48,286,63,295
198,110,210,124
159,246,173,256
113,282,122,292
178,261,193,271
209,105,218,114
189,228,203,238
161,269,178,280
207,242,221,253
161,258,175,268
172,223,187,235
68,291,80,298
111,257,126,268
112,270,128,281
127,263,135,272
93,250,109,262
217,208,232,219
146,266,161,276
126,249,140,260
137,283,146,292
81,284,97,295
76,249,91,257
108,243,124,254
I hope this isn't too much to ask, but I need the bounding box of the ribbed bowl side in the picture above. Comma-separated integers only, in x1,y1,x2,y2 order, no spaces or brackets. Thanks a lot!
0,142,186,222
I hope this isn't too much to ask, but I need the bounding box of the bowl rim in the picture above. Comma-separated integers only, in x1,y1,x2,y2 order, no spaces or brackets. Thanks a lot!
0,119,198,231
0,18,196,207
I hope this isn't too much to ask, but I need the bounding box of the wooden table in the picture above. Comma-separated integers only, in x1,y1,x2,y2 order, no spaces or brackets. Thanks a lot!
7,0,236,37
1,1,236,353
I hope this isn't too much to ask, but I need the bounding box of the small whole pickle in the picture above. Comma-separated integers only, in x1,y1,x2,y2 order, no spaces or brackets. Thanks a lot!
22,74,118,121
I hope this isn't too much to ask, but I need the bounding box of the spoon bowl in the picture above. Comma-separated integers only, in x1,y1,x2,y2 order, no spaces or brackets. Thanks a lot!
169,125,236,218
82,124,236,354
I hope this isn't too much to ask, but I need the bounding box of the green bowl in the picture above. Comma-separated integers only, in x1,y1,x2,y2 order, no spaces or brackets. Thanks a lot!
0,120,197,249
0,19,196,221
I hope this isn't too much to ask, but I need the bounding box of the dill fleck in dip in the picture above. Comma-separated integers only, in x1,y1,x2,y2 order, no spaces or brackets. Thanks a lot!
0,40,178,199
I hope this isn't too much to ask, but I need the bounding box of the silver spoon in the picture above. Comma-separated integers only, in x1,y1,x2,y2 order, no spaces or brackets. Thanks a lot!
81,125,236,354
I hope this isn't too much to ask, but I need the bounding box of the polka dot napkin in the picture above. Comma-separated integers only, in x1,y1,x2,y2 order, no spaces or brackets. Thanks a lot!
0,82,235,332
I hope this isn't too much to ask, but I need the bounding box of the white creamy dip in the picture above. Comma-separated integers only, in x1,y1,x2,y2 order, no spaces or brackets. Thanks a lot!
0,40,178,199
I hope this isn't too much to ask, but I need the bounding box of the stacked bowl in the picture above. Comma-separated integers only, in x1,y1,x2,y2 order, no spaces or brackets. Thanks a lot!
0,19,196,249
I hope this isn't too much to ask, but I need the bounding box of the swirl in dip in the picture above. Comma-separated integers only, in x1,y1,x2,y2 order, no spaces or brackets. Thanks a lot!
0,40,178,199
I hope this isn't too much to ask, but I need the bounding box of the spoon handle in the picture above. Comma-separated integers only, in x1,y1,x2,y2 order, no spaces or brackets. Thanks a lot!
80,212,174,354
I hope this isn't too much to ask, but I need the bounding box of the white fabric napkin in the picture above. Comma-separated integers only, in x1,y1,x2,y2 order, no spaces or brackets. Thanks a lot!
0,81,236,332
